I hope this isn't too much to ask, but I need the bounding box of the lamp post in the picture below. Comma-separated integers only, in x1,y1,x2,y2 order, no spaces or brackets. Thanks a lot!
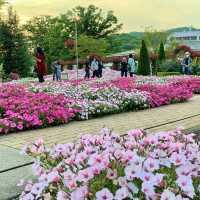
74,16,80,94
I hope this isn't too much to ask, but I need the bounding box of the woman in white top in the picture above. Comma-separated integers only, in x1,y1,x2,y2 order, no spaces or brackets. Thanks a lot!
128,54,136,77
91,58,99,78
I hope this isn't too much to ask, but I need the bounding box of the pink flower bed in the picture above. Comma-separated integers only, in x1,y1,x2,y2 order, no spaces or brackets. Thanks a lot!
110,78,193,107
2,74,200,134
137,83,193,107
0,84,78,134
19,128,200,199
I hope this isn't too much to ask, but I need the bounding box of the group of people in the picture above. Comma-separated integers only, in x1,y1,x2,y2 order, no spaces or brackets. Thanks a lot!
34,46,193,83
120,54,137,77
85,57,104,79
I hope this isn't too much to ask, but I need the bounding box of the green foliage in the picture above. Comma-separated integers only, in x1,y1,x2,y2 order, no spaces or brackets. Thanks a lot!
143,26,168,53
66,5,122,38
106,33,141,54
69,35,109,59
23,4,121,68
159,59,181,72
158,41,166,62
0,7,33,77
138,40,151,76
24,15,71,70
157,71,181,76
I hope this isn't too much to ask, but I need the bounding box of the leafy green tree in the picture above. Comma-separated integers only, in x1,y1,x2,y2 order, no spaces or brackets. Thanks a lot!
24,15,71,71
158,41,166,62
0,7,33,77
66,5,122,38
143,26,168,53
138,40,151,76
69,35,109,59
106,33,141,54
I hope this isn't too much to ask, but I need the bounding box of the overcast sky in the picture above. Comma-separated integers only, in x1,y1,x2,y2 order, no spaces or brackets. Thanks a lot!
8,0,200,32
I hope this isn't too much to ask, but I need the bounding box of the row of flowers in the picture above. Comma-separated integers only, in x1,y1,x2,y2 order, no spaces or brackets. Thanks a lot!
1,75,200,134
28,76,199,119
19,127,200,200
29,81,150,120
0,84,78,134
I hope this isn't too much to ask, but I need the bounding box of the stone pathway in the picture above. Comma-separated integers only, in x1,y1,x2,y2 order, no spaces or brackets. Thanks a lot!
0,96,200,199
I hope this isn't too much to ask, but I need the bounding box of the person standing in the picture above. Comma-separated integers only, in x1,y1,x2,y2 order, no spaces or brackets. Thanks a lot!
98,60,104,78
181,52,192,75
84,56,91,79
120,57,128,77
35,47,46,82
53,60,62,81
128,54,136,77
91,58,99,78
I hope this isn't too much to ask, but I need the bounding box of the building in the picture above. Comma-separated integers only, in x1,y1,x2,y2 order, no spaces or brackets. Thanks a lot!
169,30,200,51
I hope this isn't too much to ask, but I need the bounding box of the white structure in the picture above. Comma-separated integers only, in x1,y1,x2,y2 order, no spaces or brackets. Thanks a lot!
169,30,200,51
110,50,136,57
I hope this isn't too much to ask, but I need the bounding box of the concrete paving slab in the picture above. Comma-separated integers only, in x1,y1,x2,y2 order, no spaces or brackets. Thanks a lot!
0,165,34,200
0,146,31,172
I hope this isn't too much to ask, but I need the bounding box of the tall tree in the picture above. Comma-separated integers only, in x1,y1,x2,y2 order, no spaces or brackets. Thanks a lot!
0,7,33,77
158,41,166,62
69,35,109,59
143,26,168,53
24,15,71,68
66,5,122,38
138,40,151,76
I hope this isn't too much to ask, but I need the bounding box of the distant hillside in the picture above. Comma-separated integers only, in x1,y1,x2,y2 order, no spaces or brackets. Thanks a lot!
129,32,144,38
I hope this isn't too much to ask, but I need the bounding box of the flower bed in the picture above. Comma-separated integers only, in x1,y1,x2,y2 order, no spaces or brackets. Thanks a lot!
1,74,200,134
0,84,78,134
19,128,200,200
28,80,150,120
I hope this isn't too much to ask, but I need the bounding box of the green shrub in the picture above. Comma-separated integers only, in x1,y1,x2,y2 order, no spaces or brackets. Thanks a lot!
157,72,181,76
138,40,151,75
159,59,181,72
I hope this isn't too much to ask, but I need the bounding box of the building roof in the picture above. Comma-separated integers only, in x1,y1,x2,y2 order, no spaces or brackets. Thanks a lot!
171,31,200,37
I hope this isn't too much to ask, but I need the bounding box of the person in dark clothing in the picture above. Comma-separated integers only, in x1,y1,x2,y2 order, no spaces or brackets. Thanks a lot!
35,47,46,83
85,56,90,79
181,52,192,75
98,60,104,78
120,57,128,77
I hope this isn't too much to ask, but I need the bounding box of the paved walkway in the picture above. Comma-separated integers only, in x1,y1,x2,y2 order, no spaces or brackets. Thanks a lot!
0,96,200,199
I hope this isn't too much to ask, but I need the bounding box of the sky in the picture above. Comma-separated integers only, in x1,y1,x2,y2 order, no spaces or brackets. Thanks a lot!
7,0,200,32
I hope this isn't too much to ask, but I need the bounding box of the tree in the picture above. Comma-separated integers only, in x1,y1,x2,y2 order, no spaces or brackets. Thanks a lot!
158,41,166,62
143,26,168,53
106,33,141,54
24,15,71,69
0,7,33,77
138,40,151,76
66,5,122,38
69,35,109,59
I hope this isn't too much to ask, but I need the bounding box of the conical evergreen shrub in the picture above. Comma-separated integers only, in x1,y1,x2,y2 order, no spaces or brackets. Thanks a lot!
138,40,151,75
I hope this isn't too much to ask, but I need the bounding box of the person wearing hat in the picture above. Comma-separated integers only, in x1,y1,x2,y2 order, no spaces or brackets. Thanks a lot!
181,52,192,75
